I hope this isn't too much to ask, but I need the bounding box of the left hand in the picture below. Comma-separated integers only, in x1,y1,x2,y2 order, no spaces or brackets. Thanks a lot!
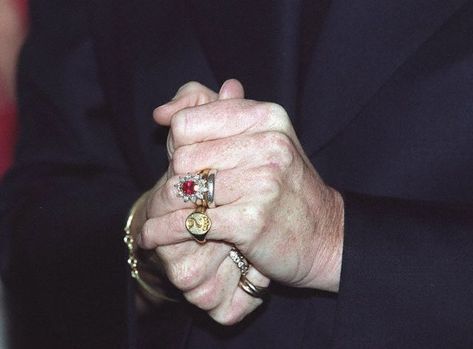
140,79,344,322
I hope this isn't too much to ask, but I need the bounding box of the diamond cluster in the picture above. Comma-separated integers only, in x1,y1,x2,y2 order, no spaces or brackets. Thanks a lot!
175,173,208,203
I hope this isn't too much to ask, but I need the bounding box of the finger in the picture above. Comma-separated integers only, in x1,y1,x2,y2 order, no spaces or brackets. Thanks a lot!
168,99,302,152
218,79,245,100
165,79,244,158
148,165,279,217
157,241,232,292
183,253,240,311
153,81,218,126
139,208,195,248
139,203,264,248
155,79,243,128
208,262,268,324
171,131,295,174
233,265,270,301
157,80,231,160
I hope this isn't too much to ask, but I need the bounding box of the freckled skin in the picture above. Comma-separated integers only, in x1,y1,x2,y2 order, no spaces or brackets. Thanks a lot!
134,79,344,325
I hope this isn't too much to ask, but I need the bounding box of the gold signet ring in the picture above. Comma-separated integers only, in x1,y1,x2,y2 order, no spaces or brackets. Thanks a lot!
185,206,211,243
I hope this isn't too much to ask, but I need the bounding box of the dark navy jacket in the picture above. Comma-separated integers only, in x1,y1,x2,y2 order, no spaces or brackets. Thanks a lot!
1,0,473,348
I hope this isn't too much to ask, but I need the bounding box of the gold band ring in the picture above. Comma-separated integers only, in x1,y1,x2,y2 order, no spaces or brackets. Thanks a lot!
238,274,268,298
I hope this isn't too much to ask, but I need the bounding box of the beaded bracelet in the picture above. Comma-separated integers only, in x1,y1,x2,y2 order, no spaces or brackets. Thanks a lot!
123,194,177,303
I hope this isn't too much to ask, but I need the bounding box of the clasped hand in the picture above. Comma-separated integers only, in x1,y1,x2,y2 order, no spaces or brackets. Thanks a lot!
136,79,344,325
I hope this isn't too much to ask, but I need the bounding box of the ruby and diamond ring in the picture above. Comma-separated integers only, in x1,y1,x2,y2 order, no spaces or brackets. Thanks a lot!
175,172,209,204
175,169,216,207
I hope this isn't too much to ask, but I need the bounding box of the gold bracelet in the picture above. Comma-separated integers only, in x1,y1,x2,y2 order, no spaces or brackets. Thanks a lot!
123,193,177,303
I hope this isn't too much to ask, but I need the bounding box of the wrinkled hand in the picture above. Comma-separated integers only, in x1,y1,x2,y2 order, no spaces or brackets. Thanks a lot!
138,79,344,324
133,80,269,324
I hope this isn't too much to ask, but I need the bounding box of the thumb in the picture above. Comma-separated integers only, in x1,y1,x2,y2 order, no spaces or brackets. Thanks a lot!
153,81,218,126
218,79,245,100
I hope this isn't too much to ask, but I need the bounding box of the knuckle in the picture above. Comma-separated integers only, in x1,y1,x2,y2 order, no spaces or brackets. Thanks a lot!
256,167,282,198
242,204,267,234
176,81,203,95
251,102,274,124
276,142,295,169
257,102,290,129
266,132,295,168
168,260,201,291
247,102,291,132
268,102,289,119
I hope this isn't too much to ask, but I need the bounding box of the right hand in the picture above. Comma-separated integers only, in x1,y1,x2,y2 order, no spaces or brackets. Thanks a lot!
134,80,270,324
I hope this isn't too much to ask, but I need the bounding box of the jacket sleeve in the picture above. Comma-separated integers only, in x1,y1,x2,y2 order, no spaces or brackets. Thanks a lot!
0,2,140,348
334,191,473,348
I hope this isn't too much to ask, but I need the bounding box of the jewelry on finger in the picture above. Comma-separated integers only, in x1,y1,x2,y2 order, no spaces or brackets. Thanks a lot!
206,172,216,207
228,248,269,298
228,247,250,275
123,193,177,303
185,205,211,243
175,170,210,206
238,274,268,298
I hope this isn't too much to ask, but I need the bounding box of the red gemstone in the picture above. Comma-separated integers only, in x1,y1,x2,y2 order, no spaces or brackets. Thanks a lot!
182,180,196,195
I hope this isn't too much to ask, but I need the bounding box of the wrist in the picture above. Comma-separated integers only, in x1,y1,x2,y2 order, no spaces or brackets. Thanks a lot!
309,187,344,292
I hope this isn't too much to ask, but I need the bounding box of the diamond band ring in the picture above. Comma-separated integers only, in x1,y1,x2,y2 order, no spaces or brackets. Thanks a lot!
229,248,250,275
228,247,268,298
